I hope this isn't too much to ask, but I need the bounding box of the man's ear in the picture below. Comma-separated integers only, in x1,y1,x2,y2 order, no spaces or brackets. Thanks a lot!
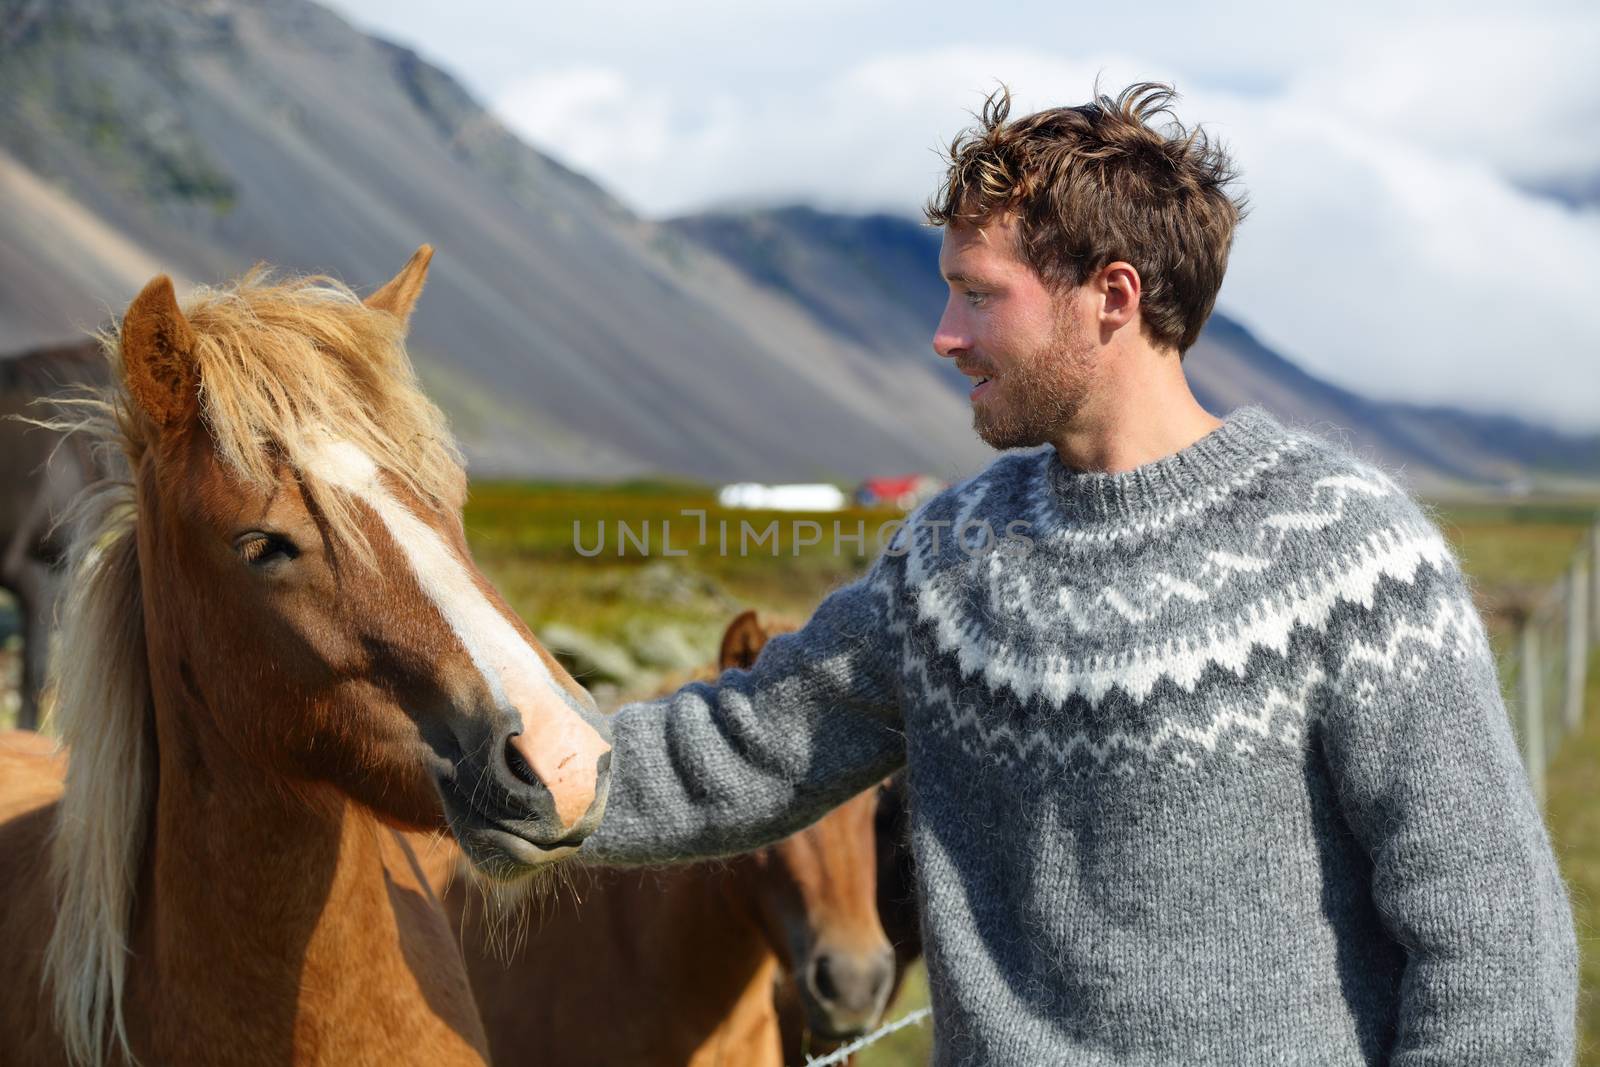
121,275,199,430
365,244,434,326
719,610,770,671
1098,261,1142,328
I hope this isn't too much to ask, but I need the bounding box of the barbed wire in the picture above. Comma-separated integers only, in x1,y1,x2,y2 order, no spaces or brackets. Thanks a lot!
802,1006,933,1067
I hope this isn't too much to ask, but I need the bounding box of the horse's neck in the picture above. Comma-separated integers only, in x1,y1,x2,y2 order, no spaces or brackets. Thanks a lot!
593,860,780,1010
671,858,785,1012
692,858,787,1067
613,859,784,1066
127,738,487,1064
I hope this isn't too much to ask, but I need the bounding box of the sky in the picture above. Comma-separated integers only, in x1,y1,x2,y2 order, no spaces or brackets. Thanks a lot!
326,0,1600,432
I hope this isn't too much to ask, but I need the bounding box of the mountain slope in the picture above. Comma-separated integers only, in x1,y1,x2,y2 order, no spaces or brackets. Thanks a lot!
670,205,1600,491
2,0,1591,490
0,0,987,482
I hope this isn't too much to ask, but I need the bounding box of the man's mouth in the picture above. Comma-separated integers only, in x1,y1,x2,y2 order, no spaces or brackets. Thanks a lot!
970,375,994,400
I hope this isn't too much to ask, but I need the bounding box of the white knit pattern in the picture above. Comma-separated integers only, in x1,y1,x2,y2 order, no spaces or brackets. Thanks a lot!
976,468,1409,633
917,652,1327,775
877,419,1476,775
1336,590,1489,703
907,521,1454,707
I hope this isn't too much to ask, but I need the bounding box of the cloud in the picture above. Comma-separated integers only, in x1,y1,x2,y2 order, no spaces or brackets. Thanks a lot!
1283,13,1600,192
1203,89,1600,431
496,66,676,179
494,50,1136,216
489,22,1600,431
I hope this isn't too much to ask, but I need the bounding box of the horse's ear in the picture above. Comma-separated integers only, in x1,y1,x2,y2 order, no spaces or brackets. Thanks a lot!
120,275,198,430
365,244,433,325
719,610,769,671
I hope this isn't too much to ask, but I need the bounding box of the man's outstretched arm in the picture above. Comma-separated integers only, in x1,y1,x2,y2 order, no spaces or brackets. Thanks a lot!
582,559,906,866
1319,537,1579,1064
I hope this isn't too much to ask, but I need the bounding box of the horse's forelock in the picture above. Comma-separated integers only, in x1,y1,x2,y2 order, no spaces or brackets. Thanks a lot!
184,273,462,557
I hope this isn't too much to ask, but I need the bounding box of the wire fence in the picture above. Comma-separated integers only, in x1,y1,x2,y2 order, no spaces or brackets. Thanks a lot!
1501,519,1600,809
801,1007,933,1067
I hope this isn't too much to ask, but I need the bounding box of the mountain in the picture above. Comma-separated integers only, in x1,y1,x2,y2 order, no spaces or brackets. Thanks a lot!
1,0,1593,491
670,205,1600,492
0,0,986,483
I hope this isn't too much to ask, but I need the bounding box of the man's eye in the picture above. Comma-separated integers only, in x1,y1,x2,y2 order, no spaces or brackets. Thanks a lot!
235,532,300,568
965,291,989,306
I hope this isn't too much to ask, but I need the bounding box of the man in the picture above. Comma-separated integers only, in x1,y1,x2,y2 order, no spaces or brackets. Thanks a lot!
582,82,1578,1064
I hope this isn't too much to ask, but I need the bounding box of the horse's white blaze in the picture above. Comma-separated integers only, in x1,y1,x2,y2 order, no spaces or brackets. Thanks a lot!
301,438,562,723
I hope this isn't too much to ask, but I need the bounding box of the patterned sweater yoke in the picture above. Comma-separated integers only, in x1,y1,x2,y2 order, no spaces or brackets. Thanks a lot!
585,406,1579,1066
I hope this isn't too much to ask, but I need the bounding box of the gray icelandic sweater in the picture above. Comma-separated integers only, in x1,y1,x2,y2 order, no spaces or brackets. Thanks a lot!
583,406,1578,1065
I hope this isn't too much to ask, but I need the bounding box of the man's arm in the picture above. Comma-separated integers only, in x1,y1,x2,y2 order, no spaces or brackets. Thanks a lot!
582,558,906,866
1318,538,1578,1063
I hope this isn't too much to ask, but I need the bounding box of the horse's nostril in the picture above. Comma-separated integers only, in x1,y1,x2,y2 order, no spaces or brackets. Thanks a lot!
811,950,896,1017
502,735,541,788
812,955,840,1002
872,949,895,998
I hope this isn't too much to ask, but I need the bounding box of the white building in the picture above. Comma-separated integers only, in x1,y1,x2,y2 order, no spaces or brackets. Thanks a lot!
717,483,848,512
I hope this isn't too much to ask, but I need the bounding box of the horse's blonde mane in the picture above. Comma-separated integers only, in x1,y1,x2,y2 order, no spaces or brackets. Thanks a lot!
44,472,148,1067
42,267,465,1065
172,268,464,550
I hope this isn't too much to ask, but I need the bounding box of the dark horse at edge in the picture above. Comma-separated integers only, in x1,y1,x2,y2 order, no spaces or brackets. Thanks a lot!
0,338,110,729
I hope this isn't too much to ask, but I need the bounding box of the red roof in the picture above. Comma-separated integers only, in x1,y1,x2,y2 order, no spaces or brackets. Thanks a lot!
862,475,924,498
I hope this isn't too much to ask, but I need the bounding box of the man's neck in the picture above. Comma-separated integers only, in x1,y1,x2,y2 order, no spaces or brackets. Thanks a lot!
1049,347,1222,475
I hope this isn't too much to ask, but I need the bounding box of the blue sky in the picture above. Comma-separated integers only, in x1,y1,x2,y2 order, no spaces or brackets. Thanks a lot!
327,0,1600,431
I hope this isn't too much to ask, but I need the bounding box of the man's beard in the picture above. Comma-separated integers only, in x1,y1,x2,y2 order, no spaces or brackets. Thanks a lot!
972,311,1094,451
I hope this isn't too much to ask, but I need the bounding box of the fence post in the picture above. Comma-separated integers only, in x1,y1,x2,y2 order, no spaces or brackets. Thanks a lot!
1519,612,1546,809
1590,522,1600,639
1568,557,1590,733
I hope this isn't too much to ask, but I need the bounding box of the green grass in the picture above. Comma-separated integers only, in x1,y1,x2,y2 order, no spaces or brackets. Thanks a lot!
1435,500,1595,590
1433,502,1595,652
857,965,933,1067
1546,647,1600,1064
463,482,902,692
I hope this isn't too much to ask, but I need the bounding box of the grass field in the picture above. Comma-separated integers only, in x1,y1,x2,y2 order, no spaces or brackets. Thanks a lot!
1548,647,1600,1064
457,485,1600,1066
461,486,1600,666
1,485,1595,1063
462,481,900,704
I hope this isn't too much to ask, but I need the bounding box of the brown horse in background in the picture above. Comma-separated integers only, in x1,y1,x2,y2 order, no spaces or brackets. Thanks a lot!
776,771,923,1065
446,610,895,1067
0,249,613,1066
0,339,111,729
874,772,923,1001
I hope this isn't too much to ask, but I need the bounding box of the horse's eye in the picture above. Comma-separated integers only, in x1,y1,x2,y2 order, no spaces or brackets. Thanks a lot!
235,531,300,568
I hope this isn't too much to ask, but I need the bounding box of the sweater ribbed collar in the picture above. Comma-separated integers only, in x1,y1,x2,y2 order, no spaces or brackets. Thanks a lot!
1044,405,1286,522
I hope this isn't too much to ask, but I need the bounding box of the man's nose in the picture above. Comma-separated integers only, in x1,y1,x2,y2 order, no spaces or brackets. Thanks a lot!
932,301,966,360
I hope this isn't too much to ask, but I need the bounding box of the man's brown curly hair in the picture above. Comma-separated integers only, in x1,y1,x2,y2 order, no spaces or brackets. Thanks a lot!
926,81,1246,355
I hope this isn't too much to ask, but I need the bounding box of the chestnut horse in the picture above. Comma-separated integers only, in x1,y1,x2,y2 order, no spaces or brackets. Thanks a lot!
0,249,613,1066
446,610,895,1067
775,772,923,1065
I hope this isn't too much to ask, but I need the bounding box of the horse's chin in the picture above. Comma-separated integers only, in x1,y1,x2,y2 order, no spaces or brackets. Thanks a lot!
798,981,886,1043
456,822,580,880
434,775,583,881
804,1012,875,1044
